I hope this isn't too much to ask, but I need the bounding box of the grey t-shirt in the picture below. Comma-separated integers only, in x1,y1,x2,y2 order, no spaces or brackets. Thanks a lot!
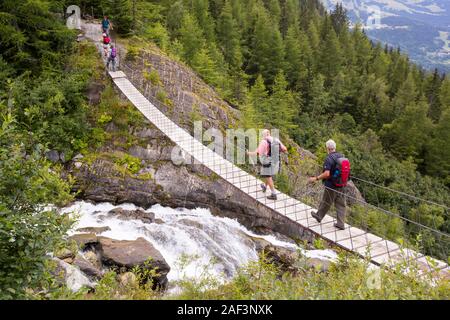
323,152,343,189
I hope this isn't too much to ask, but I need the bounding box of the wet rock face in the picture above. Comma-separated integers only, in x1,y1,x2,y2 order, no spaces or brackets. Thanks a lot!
98,237,170,290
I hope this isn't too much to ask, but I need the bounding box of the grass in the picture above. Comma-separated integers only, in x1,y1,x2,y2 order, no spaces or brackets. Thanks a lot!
32,250,450,300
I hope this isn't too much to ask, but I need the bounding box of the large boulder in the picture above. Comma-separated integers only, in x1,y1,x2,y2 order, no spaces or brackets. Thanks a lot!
107,208,155,224
68,233,98,249
98,237,170,290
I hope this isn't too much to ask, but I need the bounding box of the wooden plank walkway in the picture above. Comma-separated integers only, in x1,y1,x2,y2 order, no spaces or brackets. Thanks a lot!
108,71,449,278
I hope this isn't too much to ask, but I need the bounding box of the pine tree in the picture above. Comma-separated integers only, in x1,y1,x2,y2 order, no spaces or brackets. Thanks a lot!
280,0,300,36
107,0,133,35
352,24,372,74
425,69,443,122
166,1,185,38
269,71,298,133
370,43,390,79
191,0,216,44
380,99,433,161
390,72,417,120
439,78,450,113
357,75,390,130
425,108,450,177
247,5,285,86
318,26,342,84
330,3,348,34
307,20,320,73
216,0,242,70
284,25,303,88
266,0,281,26
179,12,205,63
248,74,269,124
387,55,409,96
191,48,219,85
307,74,330,116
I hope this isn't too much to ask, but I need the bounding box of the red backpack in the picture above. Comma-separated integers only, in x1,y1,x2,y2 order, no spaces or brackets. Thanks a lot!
331,156,351,187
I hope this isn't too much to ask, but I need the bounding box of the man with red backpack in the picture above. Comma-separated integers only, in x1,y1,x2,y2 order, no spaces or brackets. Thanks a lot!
308,139,350,230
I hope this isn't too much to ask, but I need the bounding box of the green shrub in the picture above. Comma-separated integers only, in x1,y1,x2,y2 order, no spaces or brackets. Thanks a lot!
126,46,139,62
0,118,74,299
114,153,142,175
97,114,113,125
156,90,173,108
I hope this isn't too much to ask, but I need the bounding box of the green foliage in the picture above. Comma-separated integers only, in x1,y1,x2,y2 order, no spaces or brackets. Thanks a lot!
144,69,161,86
98,114,113,125
114,153,142,175
104,0,133,36
156,89,173,107
0,116,73,299
170,252,449,300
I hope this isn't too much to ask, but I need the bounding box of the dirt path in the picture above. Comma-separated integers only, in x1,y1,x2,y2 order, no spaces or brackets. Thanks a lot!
81,20,121,69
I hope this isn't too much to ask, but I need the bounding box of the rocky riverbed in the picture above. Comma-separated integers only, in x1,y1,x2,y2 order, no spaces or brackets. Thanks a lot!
54,201,338,294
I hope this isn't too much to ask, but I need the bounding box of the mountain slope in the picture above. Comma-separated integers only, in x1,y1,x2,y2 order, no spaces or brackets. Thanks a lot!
322,0,450,71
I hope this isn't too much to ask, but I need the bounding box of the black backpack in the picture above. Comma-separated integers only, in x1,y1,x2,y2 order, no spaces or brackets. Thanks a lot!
262,138,281,168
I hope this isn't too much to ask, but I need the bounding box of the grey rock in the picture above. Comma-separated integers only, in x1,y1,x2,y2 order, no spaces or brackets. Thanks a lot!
46,150,60,163
52,258,94,292
76,226,111,234
108,208,155,224
129,145,160,161
305,257,332,272
73,254,104,280
73,153,84,160
83,250,102,269
55,248,75,260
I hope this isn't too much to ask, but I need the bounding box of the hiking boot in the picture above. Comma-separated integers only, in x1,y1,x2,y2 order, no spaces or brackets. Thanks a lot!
267,194,277,200
311,211,322,223
334,223,345,230
260,184,267,193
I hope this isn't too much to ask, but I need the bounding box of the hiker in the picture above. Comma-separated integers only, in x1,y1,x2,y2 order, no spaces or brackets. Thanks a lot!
106,44,117,72
308,139,350,230
102,16,111,35
247,129,287,200
102,33,111,57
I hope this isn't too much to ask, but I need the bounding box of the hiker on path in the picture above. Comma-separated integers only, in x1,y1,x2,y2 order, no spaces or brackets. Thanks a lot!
106,44,117,72
308,139,350,230
102,16,111,35
102,33,111,57
247,129,287,200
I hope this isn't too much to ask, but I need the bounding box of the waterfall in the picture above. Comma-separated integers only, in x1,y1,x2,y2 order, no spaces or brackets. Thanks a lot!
61,201,337,283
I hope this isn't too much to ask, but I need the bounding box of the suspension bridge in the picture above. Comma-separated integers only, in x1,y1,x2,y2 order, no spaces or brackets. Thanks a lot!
82,21,449,279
